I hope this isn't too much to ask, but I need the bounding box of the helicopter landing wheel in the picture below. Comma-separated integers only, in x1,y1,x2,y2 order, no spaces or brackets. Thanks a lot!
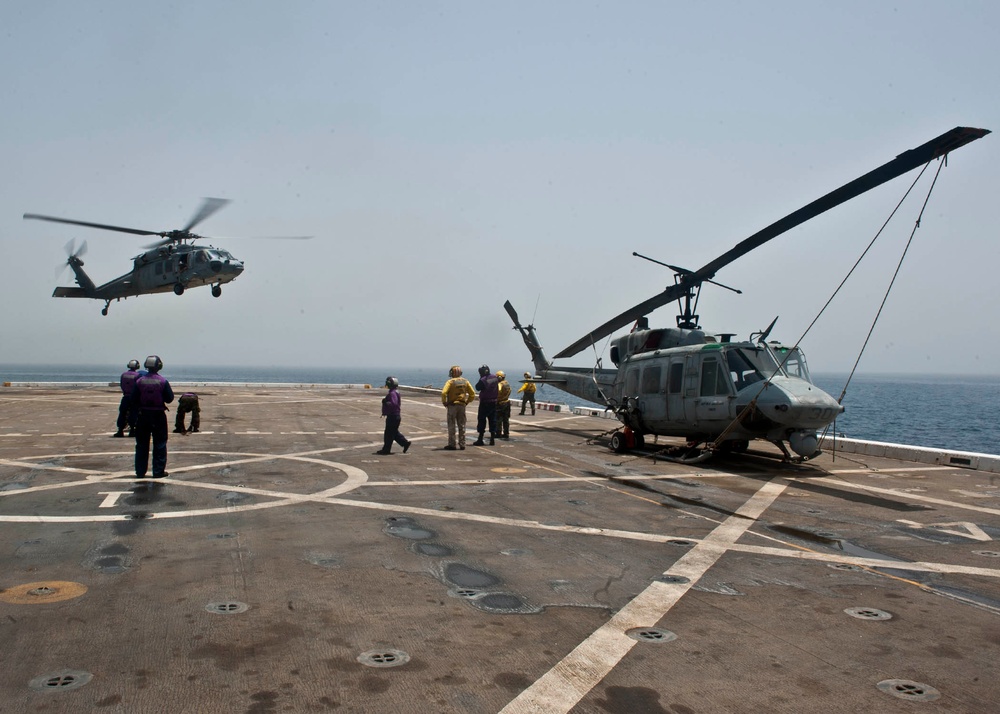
101,306,108,316
610,431,627,453
173,283,185,296
211,285,222,298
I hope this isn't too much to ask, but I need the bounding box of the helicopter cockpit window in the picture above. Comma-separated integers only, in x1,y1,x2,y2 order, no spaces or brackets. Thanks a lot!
700,359,731,397
774,346,811,382
641,365,661,394
727,349,764,390
196,250,209,264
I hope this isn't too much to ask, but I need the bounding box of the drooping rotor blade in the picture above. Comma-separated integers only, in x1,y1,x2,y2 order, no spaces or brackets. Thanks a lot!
691,126,990,284
24,213,158,236
554,126,990,359
182,197,231,233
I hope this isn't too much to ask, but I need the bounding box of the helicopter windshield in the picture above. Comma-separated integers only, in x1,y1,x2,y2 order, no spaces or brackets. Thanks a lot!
769,343,812,382
727,346,784,390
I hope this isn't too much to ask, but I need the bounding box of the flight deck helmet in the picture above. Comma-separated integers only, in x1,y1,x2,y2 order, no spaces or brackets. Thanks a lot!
523,372,532,379
496,370,506,380
478,364,490,377
144,355,163,373
449,365,462,378
127,359,140,370
385,376,399,389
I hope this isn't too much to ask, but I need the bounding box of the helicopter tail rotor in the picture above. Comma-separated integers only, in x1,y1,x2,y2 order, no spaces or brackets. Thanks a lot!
56,239,88,276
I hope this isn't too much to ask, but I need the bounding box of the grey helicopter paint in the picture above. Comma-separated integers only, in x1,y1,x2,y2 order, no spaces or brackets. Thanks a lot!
506,127,990,462
24,198,306,316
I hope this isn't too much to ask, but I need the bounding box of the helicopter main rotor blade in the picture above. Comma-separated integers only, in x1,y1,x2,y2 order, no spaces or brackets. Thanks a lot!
23,213,158,236
553,126,990,359
182,198,230,233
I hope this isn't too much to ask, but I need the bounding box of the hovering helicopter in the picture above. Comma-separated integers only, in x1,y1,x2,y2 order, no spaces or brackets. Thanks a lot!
24,198,307,315
506,126,990,462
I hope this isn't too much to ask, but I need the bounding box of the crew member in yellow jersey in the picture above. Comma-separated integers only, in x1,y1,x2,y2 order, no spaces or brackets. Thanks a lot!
518,371,537,415
441,365,476,450
496,370,511,439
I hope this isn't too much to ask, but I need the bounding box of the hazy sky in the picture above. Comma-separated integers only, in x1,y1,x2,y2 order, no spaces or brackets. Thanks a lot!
2,2,996,375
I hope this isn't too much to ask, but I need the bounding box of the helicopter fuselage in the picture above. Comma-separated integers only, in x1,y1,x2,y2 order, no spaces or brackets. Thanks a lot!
54,241,245,313
507,310,843,458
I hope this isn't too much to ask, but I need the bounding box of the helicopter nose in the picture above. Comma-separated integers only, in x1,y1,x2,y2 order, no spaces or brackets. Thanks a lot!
743,377,844,430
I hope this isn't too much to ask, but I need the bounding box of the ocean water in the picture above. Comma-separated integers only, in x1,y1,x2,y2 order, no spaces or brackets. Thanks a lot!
2,364,998,455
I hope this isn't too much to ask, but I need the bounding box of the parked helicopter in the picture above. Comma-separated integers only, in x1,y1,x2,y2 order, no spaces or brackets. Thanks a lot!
24,198,307,315
506,126,990,462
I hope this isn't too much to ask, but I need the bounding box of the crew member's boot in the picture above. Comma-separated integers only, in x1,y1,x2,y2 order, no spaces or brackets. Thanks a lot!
113,429,124,438
489,434,495,446
473,433,485,446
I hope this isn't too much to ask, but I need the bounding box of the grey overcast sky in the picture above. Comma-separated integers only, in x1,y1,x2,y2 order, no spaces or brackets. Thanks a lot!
1,2,996,375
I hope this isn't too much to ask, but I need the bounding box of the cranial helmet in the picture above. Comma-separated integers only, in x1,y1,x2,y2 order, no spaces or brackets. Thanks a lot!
496,370,505,380
523,372,532,378
385,376,399,389
127,359,140,370
144,355,163,372
478,364,490,377
449,365,462,378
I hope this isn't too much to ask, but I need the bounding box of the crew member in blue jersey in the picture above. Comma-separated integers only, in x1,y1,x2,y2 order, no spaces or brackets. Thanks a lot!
474,364,499,446
114,359,142,438
376,376,411,455
131,355,174,478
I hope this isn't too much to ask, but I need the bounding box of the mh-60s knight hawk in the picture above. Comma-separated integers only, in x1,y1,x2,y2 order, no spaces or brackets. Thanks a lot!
506,126,990,463
24,198,309,315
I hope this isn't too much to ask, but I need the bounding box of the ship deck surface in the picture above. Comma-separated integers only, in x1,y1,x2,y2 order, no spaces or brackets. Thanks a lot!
1,385,998,713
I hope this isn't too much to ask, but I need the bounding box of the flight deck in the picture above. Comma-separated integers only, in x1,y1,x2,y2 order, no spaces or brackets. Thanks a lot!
1,384,998,713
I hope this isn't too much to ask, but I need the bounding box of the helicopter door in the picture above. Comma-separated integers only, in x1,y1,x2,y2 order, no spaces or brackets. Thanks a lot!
637,364,665,425
695,354,733,423
665,359,685,422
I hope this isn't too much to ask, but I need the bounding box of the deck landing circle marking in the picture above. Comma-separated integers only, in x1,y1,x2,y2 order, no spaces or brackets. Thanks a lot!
1,581,88,604
491,467,527,474
0,452,368,523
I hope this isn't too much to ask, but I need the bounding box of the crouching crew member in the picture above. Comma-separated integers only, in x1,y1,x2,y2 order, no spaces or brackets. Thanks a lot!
377,376,411,455
114,359,142,437
131,355,174,478
496,370,511,439
441,365,476,450
174,392,200,434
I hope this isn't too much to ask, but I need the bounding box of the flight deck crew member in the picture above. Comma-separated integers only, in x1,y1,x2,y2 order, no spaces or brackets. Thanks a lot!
114,359,142,437
131,355,174,478
518,372,537,415
377,376,411,455
474,364,499,446
174,392,200,434
441,365,476,450
496,370,511,439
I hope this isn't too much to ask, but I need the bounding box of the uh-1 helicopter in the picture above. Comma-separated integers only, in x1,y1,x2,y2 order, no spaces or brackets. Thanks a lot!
24,198,308,316
505,126,990,463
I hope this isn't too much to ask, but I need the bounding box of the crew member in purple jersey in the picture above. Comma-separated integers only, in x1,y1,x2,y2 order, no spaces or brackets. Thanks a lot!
376,376,411,455
473,364,499,446
130,355,174,478
114,359,142,438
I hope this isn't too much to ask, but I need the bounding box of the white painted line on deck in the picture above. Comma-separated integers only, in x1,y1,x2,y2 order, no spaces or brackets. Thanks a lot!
498,478,790,714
